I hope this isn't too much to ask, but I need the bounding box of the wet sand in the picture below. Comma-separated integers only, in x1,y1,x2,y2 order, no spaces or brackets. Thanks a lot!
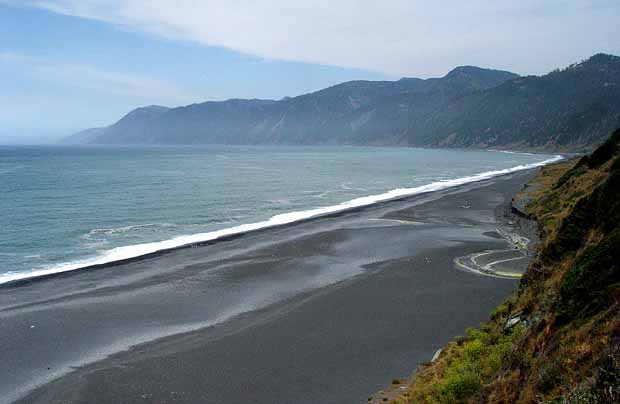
1,171,535,404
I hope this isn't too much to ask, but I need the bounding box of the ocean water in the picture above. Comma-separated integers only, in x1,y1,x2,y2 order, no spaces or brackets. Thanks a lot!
0,145,560,284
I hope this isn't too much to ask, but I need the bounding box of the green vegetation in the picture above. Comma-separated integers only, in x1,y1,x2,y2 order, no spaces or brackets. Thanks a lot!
556,228,620,325
432,325,523,404
582,128,620,169
386,127,620,404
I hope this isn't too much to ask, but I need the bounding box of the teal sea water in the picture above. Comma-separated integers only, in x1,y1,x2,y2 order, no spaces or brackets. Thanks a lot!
0,145,559,284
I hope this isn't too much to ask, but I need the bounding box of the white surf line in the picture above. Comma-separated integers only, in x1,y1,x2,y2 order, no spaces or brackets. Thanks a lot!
368,218,423,225
475,255,526,268
454,255,522,279
493,271,525,278
495,227,531,248
1,154,562,285
472,253,527,272
456,226,531,279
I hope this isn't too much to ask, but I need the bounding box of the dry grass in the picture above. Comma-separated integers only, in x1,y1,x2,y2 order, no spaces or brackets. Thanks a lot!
395,149,620,404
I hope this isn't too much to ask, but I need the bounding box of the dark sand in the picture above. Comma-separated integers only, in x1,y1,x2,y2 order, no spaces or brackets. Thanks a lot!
1,171,535,404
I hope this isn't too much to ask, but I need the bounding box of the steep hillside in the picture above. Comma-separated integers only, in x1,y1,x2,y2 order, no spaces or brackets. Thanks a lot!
375,127,620,403
436,54,620,150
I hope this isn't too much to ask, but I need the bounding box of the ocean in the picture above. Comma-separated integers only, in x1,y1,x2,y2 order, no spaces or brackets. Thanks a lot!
0,145,560,284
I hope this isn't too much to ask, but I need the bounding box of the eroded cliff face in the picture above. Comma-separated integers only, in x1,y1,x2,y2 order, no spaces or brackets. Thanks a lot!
379,128,620,404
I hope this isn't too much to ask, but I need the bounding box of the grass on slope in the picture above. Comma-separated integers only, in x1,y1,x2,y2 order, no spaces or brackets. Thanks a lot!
382,127,620,404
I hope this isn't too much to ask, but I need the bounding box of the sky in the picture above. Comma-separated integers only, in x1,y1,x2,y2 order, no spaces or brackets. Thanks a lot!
1,1,619,144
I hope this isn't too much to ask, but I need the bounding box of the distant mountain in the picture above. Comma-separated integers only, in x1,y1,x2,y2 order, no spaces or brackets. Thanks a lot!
65,54,620,151
65,67,517,146
435,54,620,150
68,105,170,145
62,127,107,144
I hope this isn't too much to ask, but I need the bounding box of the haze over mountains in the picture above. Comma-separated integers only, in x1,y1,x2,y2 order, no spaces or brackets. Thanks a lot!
66,54,620,151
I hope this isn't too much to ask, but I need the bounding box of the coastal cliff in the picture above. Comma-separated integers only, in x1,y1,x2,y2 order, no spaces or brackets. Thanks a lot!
374,127,620,403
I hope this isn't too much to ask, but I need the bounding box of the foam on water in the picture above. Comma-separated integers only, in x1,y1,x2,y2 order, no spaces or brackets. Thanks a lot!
0,154,562,285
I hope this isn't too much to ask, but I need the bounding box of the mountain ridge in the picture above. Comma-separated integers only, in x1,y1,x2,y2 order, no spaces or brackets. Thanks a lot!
66,54,620,151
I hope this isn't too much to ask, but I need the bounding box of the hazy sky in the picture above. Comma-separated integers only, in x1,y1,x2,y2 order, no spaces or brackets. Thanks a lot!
1,0,619,143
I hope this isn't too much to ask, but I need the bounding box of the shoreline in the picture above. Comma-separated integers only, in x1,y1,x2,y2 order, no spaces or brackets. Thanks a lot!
1,169,539,404
1,154,561,288
0,178,512,289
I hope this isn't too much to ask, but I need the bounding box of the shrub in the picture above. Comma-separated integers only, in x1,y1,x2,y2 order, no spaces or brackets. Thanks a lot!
422,324,524,404
435,362,481,404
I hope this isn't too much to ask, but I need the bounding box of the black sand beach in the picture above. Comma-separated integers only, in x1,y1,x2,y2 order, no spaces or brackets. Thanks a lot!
1,171,536,404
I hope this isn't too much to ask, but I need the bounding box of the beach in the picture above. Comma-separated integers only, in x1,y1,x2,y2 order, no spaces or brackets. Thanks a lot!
1,170,536,404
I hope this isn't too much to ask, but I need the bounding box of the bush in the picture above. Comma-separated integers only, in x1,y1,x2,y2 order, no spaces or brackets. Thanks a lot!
463,339,484,362
425,325,523,404
435,363,481,404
